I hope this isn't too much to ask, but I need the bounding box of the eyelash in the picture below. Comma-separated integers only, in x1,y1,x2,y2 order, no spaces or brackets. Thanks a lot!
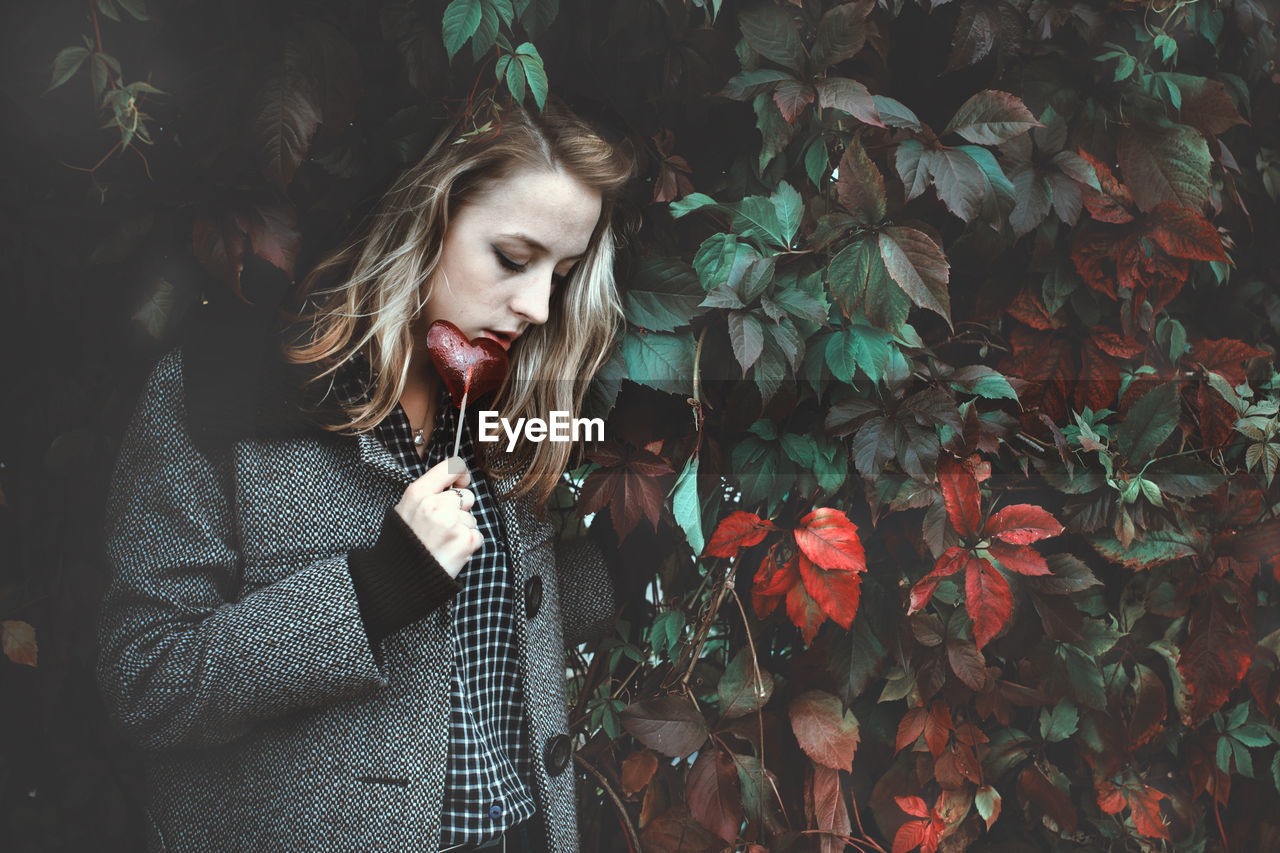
493,247,571,286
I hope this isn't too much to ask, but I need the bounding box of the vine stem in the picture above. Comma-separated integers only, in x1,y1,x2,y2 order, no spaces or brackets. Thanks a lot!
680,557,739,689
728,586,767,776
574,752,640,853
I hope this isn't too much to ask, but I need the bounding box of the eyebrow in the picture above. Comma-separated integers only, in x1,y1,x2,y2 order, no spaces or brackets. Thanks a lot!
498,233,587,262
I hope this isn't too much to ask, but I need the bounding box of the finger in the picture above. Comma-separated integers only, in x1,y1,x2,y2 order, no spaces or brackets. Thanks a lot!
415,456,472,495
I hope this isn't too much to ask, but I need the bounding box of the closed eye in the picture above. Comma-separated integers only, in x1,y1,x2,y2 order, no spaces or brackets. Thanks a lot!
493,246,526,274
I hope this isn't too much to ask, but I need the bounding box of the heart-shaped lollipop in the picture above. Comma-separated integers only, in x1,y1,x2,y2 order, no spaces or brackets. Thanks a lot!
424,320,511,457
425,320,510,404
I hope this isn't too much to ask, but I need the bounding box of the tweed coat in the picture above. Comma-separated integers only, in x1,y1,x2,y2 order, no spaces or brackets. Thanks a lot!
95,343,617,853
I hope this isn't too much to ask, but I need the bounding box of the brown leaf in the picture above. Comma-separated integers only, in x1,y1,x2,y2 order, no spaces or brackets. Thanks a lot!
686,749,742,844
2,620,37,667
836,137,887,225
807,764,852,853
253,35,323,192
640,806,722,853
620,694,708,758
790,690,861,770
621,749,659,798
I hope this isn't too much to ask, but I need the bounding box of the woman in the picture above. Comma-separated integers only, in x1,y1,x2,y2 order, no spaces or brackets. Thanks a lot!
95,99,632,853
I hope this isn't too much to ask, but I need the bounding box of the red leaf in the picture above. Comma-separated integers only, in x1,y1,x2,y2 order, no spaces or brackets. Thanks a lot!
909,547,971,612
1077,337,1123,413
790,690,862,771
808,764,852,853
706,511,777,558
798,551,864,630
987,541,1050,576
896,707,927,753
1078,149,1135,223
1127,784,1170,839
985,504,1064,544
1189,337,1270,386
786,574,829,645
752,549,797,620
923,703,954,758
938,456,982,538
1145,203,1228,261
1007,285,1064,330
794,508,866,573
893,820,930,853
1017,764,1078,832
1178,578,1253,725
686,750,743,844
1193,380,1239,448
1070,226,1120,300
773,78,816,122
1092,327,1147,359
1127,663,1168,749
1096,780,1126,814
966,557,1012,649
895,796,931,819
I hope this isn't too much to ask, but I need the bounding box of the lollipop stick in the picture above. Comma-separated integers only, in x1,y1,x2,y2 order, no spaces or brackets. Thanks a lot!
452,367,471,460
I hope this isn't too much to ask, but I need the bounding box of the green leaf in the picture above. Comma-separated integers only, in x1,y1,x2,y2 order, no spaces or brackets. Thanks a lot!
719,68,795,100
117,0,150,20
878,226,952,327
872,95,923,131
828,235,912,332
944,89,1039,145
621,329,696,395
442,0,483,59
471,2,500,60
729,310,766,373
772,288,829,325
1063,646,1107,710
46,46,90,94
692,233,757,293
1090,525,1203,569
949,365,1018,400
1115,382,1180,464
624,256,704,331
517,0,558,38
1143,457,1224,498
737,1,806,72
732,436,785,510
650,610,686,658
1039,699,1080,743
771,181,803,247
670,455,704,556
513,42,548,109
826,330,859,383
812,1,868,70
803,135,829,188
719,647,775,718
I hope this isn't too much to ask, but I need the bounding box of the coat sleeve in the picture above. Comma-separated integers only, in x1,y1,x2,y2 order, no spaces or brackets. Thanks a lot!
555,526,620,649
95,349,392,751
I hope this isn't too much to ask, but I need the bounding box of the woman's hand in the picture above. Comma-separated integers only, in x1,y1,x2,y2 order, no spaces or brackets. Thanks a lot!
393,457,480,578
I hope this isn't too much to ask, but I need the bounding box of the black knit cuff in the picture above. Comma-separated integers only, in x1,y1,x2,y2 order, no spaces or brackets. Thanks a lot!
348,505,462,647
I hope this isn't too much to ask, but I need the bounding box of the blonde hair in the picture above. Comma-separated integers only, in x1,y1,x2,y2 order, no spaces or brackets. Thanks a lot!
278,99,633,504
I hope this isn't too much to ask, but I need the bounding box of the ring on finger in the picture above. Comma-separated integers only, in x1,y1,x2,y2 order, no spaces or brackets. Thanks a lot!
451,487,465,509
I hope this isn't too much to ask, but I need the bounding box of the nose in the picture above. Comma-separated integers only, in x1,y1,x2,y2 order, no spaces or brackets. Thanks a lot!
509,269,553,328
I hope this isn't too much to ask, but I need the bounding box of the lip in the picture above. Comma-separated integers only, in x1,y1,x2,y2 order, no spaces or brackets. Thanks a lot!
480,330,516,351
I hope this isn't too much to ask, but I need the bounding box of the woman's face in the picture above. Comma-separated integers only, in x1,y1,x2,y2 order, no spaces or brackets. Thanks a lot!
418,163,603,354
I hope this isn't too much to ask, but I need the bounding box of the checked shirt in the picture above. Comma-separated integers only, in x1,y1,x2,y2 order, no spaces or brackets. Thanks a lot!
333,352,538,848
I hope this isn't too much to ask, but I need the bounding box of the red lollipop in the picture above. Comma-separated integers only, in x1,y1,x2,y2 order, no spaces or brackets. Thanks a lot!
424,320,510,457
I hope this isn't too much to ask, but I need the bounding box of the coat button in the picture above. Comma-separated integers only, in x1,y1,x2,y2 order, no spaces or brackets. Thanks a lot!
544,734,572,776
524,575,543,620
